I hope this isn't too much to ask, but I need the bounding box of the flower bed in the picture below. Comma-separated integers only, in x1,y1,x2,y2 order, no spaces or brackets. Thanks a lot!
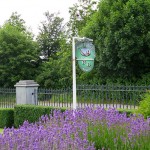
0,107,149,150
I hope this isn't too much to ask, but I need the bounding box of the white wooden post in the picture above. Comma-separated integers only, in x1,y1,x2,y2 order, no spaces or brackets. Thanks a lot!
72,37,77,110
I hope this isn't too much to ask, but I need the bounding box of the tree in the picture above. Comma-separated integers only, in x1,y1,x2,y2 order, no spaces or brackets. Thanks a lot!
36,37,72,88
68,0,98,37
5,12,34,38
82,0,150,83
37,12,64,59
0,13,39,87
6,12,26,32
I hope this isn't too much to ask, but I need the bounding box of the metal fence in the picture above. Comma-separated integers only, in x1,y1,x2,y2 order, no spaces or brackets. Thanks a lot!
38,85,150,109
0,88,16,108
0,85,149,109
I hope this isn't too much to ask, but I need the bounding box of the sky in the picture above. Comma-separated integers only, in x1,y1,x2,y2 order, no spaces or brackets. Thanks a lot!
0,0,78,36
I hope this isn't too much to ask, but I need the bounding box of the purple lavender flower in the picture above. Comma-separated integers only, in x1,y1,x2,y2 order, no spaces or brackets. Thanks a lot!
0,106,149,150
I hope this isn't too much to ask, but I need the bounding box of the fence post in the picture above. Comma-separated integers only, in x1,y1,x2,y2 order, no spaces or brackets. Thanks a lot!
14,80,39,105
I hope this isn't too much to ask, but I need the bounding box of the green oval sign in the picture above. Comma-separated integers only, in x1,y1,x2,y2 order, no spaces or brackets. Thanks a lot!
75,41,95,72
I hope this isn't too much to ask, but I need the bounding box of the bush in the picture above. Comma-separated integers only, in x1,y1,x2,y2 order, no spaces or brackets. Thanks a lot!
1,107,150,150
14,105,67,127
138,92,150,118
0,108,14,128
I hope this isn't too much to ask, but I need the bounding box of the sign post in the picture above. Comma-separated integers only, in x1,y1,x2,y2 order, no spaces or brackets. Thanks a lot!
72,37,77,110
72,37,95,110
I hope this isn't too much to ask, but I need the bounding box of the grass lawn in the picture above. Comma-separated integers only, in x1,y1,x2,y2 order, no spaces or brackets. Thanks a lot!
0,128,3,134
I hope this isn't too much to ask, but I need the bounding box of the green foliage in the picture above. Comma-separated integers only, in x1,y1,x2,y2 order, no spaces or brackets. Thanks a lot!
0,13,40,87
68,0,98,36
37,12,64,58
82,0,150,83
36,37,72,88
6,12,27,33
135,73,150,85
0,128,3,133
36,12,72,88
14,105,67,128
138,92,150,118
0,108,14,128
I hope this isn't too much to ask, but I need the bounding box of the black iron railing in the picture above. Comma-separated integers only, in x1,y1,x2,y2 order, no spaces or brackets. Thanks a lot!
0,88,16,108
38,88,72,108
38,85,150,109
0,85,149,109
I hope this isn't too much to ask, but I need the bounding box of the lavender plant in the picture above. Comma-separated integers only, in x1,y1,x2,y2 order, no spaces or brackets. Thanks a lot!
85,107,150,150
0,107,149,150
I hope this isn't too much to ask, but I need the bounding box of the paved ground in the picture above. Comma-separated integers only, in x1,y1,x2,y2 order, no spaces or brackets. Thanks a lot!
0,102,138,109
38,102,138,109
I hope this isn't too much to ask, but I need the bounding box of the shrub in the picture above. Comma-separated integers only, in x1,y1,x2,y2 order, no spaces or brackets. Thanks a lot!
138,92,150,118
0,107,150,150
0,108,14,128
14,105,67,127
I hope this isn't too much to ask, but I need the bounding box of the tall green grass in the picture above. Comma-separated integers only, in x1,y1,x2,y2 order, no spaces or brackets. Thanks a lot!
87,119,150,150
0,128,3,134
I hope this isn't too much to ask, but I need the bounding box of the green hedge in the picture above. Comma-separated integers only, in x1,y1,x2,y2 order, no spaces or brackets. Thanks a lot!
0,108,14,128
0,105,143,129
14,105,67,128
